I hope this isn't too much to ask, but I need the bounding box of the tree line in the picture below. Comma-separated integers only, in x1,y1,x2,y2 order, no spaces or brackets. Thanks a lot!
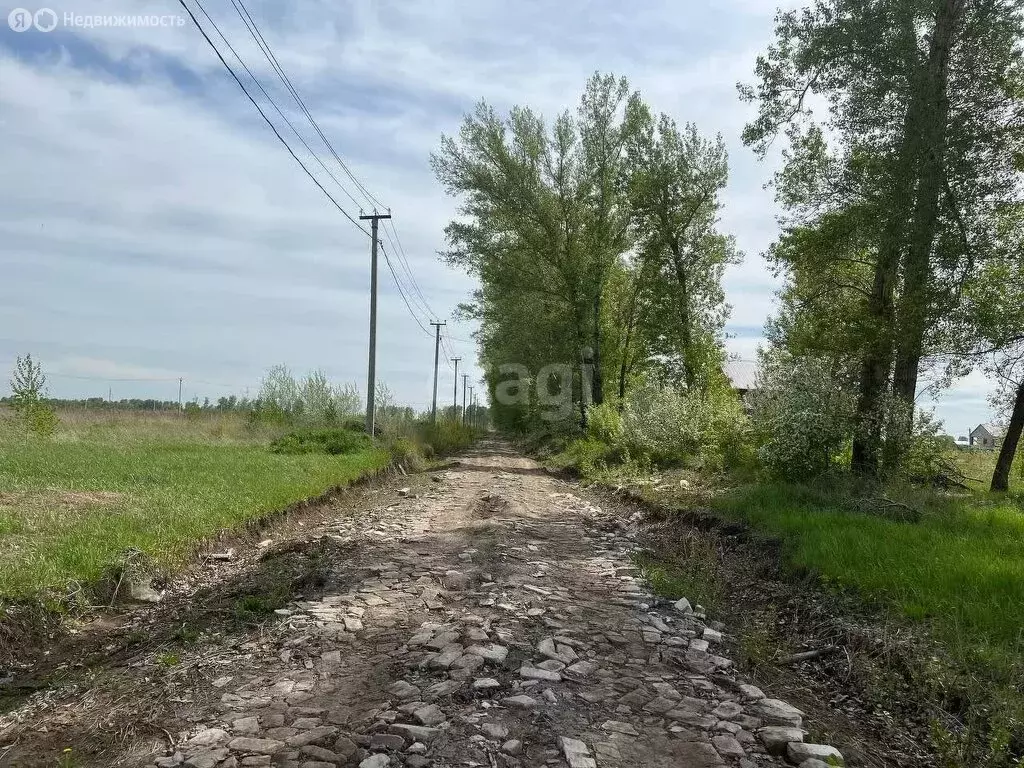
432,73,739,433
434,0,1024,491
743,0,1024,489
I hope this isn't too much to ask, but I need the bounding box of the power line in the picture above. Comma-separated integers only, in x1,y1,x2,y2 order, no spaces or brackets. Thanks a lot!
196,0,454,356
228,0,386,212
380,221,435,320
383,219,437,319
177,0,370,236
379,242,432,337
189,0,367,215
227,0,448,338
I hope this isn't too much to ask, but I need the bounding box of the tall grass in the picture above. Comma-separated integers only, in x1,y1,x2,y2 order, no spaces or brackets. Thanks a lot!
710,482,1024,664
0,410,389,601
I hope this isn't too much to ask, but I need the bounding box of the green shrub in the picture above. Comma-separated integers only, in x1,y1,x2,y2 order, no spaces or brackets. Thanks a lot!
8,354,59,437
23,401,59,437
749,353,857,481
549,437,614,475
388,437,426,472
620,376,747,469
587,401,622,444
414,420,477,457
269,427,370,456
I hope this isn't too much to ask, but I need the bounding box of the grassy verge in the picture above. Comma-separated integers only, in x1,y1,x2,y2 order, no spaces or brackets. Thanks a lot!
0,411,390,602
708,481,1024,665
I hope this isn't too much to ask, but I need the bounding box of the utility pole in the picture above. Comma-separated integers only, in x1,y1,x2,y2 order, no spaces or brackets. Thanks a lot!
468,386,474,428
359,211,392,436
430,321,446,423
178,377,183,412
451,357,461,420
462,374,469,425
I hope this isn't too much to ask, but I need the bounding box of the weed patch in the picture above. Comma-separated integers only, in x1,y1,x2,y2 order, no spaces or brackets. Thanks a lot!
269,426,371,455
0,413,389,604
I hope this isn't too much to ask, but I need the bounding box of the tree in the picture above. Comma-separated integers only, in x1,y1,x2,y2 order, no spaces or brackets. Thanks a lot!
436,74,740,432
741,0,1024,476
432,73,642,426
961,220,1024,491
626,111,740,389
10,354,58,436
10,354,47,410
990,353,1024,492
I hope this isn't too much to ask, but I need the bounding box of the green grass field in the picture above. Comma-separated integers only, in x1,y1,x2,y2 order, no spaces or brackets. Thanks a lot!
710,480,1024,665
0,410,390,601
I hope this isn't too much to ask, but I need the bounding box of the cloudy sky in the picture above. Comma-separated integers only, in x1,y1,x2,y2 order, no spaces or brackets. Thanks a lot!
0,0,997,432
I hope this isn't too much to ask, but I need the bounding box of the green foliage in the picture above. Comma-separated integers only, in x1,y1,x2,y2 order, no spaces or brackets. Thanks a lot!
620,376,747,469
232,591,289,622
8,354,59,437
633,543,723,613
741,0,1024,477
23,400,58,437
0,411,389,600
251,365,363,428
550,436,616,476
387,437,426,472
414,420,478,458
434,74,737,434
625,112,740,389
269,426,370,456
586,401,622,444
10,353,46,408
749,353,857,481
896,406,954,484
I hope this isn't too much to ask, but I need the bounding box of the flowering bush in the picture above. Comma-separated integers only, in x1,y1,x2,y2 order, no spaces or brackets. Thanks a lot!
620,376,747,468
749,353,857,481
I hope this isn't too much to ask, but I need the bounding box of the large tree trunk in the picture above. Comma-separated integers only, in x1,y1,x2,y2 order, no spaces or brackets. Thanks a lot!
592,292,605,406
991,380,1024,492
668,245,696,389
886,0,963,472
618,298,638,403
851,9,939,477
851,254,899,475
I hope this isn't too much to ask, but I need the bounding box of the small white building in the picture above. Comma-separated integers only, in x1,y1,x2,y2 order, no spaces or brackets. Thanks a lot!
969,423,1005,449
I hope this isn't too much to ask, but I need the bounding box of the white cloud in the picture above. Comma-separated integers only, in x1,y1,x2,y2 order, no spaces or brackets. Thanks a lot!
0,0,996,426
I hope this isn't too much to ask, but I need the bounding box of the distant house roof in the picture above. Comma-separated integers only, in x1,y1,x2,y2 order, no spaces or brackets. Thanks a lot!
971,423,1006,438
724,360,758,392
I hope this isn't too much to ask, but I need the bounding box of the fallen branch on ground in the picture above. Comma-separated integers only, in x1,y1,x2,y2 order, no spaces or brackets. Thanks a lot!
779,645,840,664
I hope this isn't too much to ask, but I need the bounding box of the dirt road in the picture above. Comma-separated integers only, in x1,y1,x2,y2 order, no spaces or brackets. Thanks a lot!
1,441,840,768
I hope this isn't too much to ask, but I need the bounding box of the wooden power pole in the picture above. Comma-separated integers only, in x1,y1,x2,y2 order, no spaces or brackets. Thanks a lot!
462,374,468,425
359,211,391,435
451,357,461,420
430,321,446,423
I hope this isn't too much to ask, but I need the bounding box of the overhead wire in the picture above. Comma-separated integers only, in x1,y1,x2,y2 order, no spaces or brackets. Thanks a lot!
221,0,454,352
380,223,435,320
379,242,433,337
383,218,438,320
178,0,476,386
183,0,370,227
227,0,386,212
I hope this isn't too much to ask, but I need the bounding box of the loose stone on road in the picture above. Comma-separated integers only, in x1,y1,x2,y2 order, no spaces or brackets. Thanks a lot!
147,441,847,768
